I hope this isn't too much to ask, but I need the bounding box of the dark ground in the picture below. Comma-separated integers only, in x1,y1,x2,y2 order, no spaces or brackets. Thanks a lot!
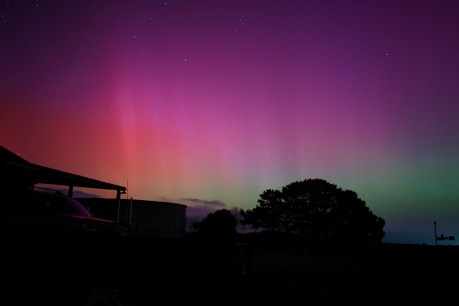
182,243,459,306
6,234,458,305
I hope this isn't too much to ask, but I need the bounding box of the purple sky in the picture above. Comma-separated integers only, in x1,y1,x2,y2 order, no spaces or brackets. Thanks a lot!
1,0,459,244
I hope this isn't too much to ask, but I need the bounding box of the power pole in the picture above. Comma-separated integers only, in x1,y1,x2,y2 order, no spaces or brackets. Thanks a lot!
434,221,437,246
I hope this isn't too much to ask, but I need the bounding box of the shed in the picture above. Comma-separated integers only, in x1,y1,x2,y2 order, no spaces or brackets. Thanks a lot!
77,198,187,238
1,145,186,237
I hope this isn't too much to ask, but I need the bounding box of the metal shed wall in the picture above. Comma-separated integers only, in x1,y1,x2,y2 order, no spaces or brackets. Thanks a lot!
77,198,187,238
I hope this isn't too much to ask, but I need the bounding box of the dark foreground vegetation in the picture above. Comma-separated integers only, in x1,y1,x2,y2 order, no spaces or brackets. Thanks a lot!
186,242,459,306
4,228,458,306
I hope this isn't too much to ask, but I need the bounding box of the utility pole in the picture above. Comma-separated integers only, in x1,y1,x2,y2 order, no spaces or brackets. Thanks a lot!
434,221,437,246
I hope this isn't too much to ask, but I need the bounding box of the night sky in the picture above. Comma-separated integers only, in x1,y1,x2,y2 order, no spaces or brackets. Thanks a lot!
2,0,459,245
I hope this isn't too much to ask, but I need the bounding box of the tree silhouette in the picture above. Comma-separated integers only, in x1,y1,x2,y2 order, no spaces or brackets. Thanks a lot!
192,209,238,241
241,178,385,252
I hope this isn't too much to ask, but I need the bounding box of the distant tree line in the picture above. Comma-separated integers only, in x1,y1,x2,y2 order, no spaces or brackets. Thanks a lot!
189,178,385,254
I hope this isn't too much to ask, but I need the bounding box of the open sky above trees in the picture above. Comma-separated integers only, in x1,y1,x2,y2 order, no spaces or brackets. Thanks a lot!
1,1,459,245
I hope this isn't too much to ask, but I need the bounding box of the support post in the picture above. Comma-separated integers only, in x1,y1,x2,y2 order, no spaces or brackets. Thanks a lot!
129,197,133,225
116,189,121,222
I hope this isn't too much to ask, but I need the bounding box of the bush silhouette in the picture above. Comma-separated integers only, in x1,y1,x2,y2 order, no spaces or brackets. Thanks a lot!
192,209,237,241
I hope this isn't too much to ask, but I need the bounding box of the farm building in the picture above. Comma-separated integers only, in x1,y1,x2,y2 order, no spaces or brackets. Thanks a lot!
1,145,187,238
77,198,187,238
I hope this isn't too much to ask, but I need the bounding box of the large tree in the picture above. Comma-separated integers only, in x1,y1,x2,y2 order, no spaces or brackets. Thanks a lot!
241,178,385,250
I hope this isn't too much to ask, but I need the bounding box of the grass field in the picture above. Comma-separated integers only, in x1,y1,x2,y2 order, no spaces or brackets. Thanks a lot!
184,243,459,306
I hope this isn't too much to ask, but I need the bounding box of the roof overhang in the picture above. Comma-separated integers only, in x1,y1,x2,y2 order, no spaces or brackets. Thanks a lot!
1,145,126,193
